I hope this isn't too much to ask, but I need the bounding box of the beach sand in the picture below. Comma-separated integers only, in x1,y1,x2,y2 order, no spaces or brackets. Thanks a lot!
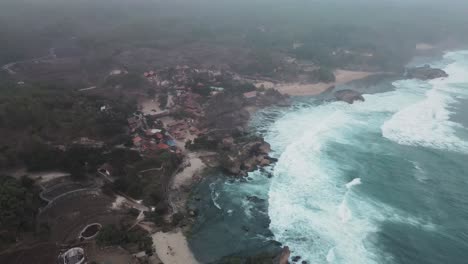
173,152,205,189
152,230,199,264
268,70,378,96
153,153,206,264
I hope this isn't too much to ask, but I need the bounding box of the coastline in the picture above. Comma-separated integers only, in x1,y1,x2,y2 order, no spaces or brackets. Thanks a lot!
152,152,207,264
153,69,383,263
152,229,199,264
257,70,381,96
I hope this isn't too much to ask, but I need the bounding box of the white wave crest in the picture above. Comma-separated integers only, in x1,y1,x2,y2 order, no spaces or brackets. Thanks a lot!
382,54,468,153
209,182,222,210
346,178,362,189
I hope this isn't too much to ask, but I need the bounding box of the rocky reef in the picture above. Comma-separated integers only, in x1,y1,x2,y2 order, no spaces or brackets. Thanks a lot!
406,65,448,80
218,136,274,176
334,89,365,104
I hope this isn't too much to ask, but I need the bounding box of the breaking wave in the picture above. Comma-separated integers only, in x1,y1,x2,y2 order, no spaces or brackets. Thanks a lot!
382,51,468,153
267,51,468,263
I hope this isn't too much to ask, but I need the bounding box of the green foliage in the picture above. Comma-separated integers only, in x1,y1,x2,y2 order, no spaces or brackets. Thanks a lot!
96,225,154,254
18,137,62,171
144,211,167,226
172,109,193,120
172,212,185,226
193,86,212,97
96,225,126,246
225,83,256,95
113,151,181,208
0,84,134,169
314,68,336,83
0,176,40,239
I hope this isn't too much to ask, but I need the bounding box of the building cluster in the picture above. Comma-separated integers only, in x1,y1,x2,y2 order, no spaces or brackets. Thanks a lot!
142,65,241,97
127,113,180,156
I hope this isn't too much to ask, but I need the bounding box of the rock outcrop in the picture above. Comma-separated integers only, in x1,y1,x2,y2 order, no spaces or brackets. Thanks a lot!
257,89,291,107
275,246,291,264
334,89,365,104
406,65,448,80
219,137,273,176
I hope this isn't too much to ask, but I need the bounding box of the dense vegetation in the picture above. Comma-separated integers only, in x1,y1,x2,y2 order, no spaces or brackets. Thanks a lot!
96,225,154,255
113,150,181,211
0,176,42,249
0,83,135,169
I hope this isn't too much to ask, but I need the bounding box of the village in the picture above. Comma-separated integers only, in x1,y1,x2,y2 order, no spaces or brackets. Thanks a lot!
0,63,291,264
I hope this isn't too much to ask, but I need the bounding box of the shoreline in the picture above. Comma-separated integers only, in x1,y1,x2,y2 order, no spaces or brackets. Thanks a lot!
151,69,390,263
153,152,207,264
152,229,198,264
153,70,378,263
256,70,384,96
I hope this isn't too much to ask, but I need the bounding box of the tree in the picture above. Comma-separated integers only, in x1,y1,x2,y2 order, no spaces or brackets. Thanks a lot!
96,225,125,246
0,176,39,235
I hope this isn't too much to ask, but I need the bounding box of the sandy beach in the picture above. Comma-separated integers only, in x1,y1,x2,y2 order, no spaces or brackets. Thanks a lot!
151,153,206,264
264,69,378,96
152,230,199,264
172,152,205,189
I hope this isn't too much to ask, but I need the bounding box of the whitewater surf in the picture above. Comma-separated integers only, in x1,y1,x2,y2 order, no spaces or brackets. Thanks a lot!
267,50,468,264
188,50,468,264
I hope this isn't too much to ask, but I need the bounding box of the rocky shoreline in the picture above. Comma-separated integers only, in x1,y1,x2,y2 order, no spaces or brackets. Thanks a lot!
158,63,451,263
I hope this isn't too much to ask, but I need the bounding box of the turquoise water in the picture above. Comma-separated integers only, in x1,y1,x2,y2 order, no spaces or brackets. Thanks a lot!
189,50,468,263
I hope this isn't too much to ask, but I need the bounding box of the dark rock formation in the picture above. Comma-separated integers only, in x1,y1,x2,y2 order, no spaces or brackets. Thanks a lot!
334,89,365,104
406,65,448,80
257,89,291,107
219,138,273,176
292,255,301,262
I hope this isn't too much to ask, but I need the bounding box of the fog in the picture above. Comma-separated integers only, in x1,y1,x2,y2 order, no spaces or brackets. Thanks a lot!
1,0,468,68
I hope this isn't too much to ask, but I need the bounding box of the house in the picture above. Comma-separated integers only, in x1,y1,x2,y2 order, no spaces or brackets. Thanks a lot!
154,133,164,140
166,139,177,147
133,136,143,146
243,91,257,103
157,143,170,150
145,128,162,137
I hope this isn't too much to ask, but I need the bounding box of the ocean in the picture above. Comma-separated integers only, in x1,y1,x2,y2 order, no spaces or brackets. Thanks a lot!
188,50,468,264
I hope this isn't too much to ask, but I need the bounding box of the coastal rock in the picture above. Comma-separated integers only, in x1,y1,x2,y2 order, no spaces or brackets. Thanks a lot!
334,89,365,104
257,89,292,107
219,138,274,176
406,65,448,80
275,246,291,264
292,255,302,262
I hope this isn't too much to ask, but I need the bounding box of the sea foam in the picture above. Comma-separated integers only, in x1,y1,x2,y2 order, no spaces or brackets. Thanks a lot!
265,52,468,263
382,52,468,153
